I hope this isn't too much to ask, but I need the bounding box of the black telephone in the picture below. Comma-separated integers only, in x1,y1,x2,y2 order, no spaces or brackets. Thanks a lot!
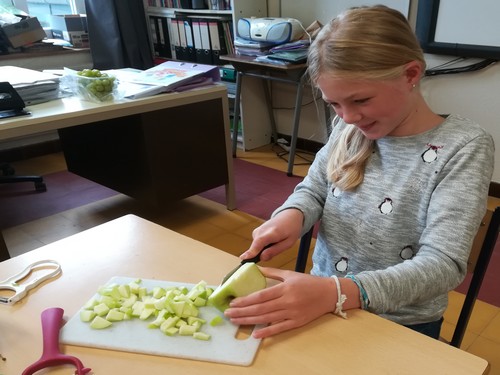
0,81,30,119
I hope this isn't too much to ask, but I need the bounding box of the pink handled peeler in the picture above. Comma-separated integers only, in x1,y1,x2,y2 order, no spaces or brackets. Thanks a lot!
22,307,91,375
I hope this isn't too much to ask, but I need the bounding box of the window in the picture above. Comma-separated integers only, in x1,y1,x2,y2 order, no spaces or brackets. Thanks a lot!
8,0,86,28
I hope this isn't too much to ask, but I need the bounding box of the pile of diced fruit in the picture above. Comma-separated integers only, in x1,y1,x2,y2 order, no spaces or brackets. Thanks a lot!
80,279,223,341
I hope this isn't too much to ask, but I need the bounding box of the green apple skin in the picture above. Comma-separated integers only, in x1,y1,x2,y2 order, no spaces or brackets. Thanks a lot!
209,262,266,312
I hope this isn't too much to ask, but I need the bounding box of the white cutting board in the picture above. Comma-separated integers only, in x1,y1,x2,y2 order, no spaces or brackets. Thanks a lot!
61,276,262,366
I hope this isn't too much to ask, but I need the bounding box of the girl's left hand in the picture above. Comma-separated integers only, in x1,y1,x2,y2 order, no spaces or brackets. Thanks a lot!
224,267,337,338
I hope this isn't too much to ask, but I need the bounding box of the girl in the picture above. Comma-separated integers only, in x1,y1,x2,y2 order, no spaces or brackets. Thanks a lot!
224,5,495,340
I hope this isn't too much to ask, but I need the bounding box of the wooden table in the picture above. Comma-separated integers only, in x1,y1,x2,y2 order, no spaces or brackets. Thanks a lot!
0,85,235,261
0,215,489,374
0,84,235,210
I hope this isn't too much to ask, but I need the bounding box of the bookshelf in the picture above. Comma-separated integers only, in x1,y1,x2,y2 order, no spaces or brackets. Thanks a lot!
143,0,267,64
143,0,272,151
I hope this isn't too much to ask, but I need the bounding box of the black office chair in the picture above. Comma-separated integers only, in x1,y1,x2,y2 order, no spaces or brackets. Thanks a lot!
449,206,500,347
0,161,47,263
294,207,500,348
1,162,46,192
0,82,47,193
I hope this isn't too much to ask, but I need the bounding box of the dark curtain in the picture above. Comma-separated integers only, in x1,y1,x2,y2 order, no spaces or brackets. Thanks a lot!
84,0,154,70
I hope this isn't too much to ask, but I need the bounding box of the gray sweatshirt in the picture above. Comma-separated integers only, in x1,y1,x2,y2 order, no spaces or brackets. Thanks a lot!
274,114,495,325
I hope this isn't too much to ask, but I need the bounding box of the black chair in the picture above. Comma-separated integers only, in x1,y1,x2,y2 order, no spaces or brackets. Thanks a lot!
450,206,500,347
294,207,500,348
0,83,47,193
0,161,47,263
295,224,315,273
1,162,46,192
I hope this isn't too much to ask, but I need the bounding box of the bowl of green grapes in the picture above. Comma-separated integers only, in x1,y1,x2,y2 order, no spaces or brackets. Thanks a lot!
76,69,117,102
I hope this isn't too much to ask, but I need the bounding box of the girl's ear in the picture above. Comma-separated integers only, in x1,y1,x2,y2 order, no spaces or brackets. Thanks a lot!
404,61,423,86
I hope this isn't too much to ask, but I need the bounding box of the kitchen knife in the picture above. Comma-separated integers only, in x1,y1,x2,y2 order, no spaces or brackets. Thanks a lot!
220,244,273,285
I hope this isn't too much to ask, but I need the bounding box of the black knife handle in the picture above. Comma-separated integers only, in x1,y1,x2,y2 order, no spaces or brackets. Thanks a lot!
241,243,274,264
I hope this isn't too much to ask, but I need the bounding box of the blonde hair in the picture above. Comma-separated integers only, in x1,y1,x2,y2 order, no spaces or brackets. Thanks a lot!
308,5,426,191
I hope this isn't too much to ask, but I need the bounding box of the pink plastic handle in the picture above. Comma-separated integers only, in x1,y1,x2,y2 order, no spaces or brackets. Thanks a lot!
22,307,91,375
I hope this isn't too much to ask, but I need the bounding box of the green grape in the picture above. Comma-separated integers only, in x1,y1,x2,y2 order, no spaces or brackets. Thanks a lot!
76,68,116,101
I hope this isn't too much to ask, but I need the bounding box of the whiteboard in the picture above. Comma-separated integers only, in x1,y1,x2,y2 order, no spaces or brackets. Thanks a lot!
280,0,410,26
434,0,500,47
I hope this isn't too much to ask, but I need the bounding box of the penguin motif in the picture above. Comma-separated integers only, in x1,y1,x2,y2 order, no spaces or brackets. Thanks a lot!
421,144,443,163
332,187,341,197
379,198,393,214
400,246,415,260
335,257,349,272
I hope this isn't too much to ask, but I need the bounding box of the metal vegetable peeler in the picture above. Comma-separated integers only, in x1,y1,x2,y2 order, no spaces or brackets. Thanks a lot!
0,259,61,305
22,307,92,375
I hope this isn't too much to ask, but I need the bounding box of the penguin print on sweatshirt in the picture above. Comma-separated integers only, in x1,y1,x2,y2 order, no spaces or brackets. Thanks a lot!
335,257,349,272
379,198,393,214
421,144,443,163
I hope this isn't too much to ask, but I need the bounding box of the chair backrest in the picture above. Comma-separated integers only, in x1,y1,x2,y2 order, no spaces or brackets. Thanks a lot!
294,206,500,348
450,206,500,347
295,225,314,273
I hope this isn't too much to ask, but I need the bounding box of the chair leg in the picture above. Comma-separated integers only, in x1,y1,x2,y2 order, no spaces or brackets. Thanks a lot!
1,162,47,192
0,175,47,192
295,226,314,273
450,207,500,347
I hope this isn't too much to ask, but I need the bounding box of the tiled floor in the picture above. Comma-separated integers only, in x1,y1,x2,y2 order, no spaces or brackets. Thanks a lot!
2,144,499,374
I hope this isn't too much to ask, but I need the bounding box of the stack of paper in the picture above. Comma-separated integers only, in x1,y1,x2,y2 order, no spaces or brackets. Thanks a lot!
0,66,61,105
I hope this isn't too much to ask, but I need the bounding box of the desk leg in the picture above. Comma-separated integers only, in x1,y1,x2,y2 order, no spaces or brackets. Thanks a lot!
0,231,10,261
287,74,306,176
232,71,243,157
262,79,278,143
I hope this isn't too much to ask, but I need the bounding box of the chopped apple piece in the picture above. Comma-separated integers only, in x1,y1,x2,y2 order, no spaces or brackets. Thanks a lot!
193,332,211,341
93,302,110,317
179,324,197,336
90,316,112,329
106,309,125,322
80,310,96,322
210,315,224,327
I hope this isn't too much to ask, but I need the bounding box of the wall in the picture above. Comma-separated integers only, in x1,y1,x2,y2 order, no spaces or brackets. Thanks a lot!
4,1,500,182
268,0,500,182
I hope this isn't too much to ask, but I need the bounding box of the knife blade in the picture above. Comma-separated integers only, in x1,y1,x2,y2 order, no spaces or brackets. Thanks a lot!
220,243,274,285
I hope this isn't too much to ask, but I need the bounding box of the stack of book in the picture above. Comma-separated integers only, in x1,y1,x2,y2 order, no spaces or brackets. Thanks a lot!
0,66,61,105
106,60,221,99
234,37,278,56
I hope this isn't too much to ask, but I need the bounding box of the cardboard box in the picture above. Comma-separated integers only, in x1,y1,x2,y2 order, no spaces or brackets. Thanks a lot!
50,15,89,48
1,17,46,48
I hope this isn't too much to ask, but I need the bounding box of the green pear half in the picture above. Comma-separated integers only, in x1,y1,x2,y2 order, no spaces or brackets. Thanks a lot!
209,262,266,312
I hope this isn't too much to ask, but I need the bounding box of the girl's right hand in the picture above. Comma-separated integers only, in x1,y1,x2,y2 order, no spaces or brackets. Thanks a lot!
240,208,304,262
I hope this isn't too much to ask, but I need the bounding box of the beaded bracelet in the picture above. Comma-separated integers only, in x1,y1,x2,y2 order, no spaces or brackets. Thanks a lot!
331,275,347,319
345,274,370,310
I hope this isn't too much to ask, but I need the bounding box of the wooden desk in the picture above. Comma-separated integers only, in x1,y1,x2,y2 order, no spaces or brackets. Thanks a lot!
0,215,489,374
0,85,235,210
221,54,310,176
